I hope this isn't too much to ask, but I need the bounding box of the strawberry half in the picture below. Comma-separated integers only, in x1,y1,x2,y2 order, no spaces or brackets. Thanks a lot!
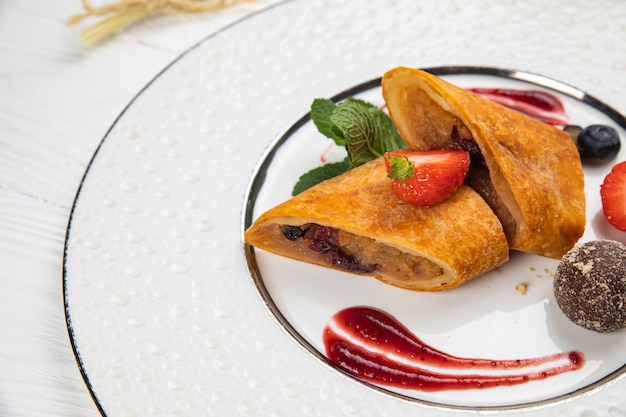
384,149,470,207
600,161,626,231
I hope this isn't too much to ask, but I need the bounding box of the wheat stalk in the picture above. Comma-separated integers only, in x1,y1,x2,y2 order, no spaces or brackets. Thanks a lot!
68,0,256,45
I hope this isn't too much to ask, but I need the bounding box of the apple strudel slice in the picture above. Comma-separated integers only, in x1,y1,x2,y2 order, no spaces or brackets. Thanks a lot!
245,158,508,291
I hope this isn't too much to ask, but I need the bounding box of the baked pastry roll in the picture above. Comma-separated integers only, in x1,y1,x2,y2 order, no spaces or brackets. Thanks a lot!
245,158,509,291
382,67,585,258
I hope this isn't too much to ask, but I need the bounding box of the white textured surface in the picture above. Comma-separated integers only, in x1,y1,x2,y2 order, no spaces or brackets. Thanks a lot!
2,0,626,416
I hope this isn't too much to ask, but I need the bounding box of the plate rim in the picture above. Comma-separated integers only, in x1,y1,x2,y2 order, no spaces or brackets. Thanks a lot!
61,1,300,415
241,65,626,412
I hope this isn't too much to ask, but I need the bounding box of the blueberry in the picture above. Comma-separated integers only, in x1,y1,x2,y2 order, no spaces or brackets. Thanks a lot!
281,225,307,241
576,124,621,159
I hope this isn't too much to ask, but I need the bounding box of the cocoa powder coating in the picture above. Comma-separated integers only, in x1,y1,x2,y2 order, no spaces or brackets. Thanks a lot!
554,240,626,333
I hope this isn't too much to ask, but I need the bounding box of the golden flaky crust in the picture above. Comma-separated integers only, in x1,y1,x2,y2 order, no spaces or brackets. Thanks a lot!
382,67,586,258
244,158,509,292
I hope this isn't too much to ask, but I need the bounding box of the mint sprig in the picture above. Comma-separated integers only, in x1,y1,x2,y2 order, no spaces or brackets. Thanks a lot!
310,98,346,146
292,97,405,195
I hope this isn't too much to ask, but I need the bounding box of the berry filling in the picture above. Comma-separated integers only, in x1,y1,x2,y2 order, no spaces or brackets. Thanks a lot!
450,126,517,241
279,223,445,284
281,224,377,273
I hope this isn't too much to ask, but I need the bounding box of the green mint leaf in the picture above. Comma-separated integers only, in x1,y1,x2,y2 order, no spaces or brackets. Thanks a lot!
294,96,406,195
330,98,405,167
310,98,346,146
292,157,353,196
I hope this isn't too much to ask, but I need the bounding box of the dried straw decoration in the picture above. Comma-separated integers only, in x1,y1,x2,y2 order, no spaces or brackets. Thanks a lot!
68,0,256,45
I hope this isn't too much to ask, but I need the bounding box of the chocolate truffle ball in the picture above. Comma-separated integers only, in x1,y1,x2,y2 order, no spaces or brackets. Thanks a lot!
554,240,626,333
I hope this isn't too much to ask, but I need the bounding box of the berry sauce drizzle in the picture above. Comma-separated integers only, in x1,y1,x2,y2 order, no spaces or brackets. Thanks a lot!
323,306,585,392
468,88,569,126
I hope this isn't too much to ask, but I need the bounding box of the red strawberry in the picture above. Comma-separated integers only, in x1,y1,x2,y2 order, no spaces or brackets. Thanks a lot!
600,161,626,231
384,149,470,207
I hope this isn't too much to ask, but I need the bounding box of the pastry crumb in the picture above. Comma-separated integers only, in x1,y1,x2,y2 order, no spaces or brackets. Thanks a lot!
516,282,529,295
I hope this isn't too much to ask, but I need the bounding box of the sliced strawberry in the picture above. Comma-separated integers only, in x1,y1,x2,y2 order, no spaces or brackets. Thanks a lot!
600,161,626,231
384,149,470,207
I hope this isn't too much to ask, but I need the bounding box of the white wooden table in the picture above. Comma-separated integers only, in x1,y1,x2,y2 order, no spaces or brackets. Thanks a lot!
0,2,282,415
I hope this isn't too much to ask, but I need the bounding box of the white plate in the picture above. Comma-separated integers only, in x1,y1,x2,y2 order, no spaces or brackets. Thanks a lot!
63,0,626,416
